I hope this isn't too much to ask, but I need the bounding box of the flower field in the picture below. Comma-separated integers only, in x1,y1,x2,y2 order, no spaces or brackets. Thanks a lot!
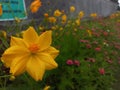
0,1,120,90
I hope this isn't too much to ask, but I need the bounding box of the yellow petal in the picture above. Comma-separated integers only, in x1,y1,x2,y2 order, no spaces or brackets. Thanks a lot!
36,53,58,70
2,46,29,55
38,31,52,51
1,55,14,67
10,36,28,47
44,46,59,59
23,27,39,44
10,55,28,76
1,46,29,67
26,56,45,81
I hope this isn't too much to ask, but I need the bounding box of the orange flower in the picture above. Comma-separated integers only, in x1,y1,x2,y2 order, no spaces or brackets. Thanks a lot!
44,13,49,18
61,14,67,24
30,0,42,13
0,4,3,16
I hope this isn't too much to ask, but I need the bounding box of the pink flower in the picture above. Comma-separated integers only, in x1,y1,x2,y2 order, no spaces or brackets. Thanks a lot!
93,41,98,45
99,68,105,75
118,61,120,64
80,39,89,43
74,60,80,66
89,58,96,63
103,31,108,36
86,44,92,49
95,47,101,51
107,59,113,64
92,32,100,37
66,59,74,65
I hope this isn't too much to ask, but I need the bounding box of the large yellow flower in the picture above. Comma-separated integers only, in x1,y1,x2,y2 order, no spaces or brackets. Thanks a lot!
1,27,59,81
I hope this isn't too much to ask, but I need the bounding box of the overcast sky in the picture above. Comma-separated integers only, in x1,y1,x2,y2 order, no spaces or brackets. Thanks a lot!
118,0,120,6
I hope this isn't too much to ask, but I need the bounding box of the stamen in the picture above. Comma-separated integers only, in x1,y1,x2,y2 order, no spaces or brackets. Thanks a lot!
29,43,39,53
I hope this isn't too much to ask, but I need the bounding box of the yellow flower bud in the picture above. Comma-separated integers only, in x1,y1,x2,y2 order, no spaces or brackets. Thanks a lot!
44,13,49,18
15,17,21,23
70,6,75,12
1,30,7,38
9,75,15,81
43,85,50,90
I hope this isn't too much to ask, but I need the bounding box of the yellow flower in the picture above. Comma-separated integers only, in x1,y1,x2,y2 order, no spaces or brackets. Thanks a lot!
0,4,3,16
54,10,62,17
59,27,63,31
87,30,92,37
90,13,97,18
70,6,75,12
110,14,115,19
67,20,71,24
117,19,120,23
61,14,67,24
1,27,59,81
51,26,57,30
30,0,42,13
74,28,77,32
78,11,84,18
75,19,80,26
43,85,50,90
48,17,56,23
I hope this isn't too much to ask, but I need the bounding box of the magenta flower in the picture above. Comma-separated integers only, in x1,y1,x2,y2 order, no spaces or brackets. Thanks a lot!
103,31,108,36
74,60,80,66
86,44,92,49
95,47,101,51
66,60,74,65
89,58,96,63
107,59,113,64
80,39,89,43
99,68,105,75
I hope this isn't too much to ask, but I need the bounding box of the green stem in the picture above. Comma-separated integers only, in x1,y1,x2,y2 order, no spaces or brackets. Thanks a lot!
0,75,11,78
23,73,35,89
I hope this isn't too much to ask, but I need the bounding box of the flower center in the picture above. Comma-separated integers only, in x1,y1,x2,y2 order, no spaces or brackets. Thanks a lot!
29,43,39,53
